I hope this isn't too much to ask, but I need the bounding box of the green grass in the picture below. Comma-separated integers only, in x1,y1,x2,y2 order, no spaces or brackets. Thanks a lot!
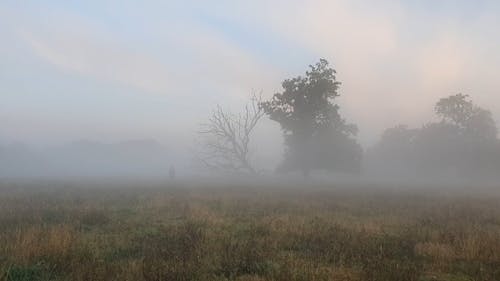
0,182,499,281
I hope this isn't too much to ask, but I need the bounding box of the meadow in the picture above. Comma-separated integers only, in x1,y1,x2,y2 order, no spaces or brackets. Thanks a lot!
1,181,499,281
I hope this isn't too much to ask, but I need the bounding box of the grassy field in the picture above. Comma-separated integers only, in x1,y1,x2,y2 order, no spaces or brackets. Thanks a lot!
1,181,500,281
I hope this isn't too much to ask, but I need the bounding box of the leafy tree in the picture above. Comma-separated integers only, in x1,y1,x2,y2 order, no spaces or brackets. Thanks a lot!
377,125,418,152
435,93,474,127
368,94,500,181
261,59,360,176
365,125,419,178
435,94,497,140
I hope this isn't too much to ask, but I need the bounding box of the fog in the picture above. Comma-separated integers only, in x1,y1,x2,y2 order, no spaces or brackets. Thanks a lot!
2,1,500,187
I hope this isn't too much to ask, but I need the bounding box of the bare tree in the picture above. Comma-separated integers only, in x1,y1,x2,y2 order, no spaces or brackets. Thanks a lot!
197,93,264,174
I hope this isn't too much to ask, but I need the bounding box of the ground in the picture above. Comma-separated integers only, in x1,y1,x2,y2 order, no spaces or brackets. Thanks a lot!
1,181,499,281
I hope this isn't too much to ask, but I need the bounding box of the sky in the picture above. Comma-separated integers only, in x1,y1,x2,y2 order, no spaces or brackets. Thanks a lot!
2,0,500,158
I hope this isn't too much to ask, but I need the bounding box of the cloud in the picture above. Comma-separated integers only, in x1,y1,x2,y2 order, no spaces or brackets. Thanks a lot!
164,23,281,102
3,0,500,146
21,29,174,94
4,5,282,148
16,8,280,105
212,0,500,143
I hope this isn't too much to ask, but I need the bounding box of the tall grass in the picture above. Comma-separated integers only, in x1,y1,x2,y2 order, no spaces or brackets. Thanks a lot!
1,183,499,281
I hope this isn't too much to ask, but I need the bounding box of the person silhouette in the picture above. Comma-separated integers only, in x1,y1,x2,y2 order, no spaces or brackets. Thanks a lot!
169,165,176,180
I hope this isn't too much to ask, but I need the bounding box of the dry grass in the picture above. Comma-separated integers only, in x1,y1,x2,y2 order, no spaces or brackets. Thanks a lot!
0,182,499,281
9,225,76,264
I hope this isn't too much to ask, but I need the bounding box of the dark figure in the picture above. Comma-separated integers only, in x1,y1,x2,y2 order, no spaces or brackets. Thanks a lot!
169,165,176,180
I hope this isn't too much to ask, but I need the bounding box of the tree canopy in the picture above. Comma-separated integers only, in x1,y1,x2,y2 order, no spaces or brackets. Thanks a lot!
368,94,500,181
435,94,497,141
261,59,361,176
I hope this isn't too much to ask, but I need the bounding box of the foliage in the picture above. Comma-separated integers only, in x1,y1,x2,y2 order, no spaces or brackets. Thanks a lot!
368,94,500,180
435,94,497,140
261,59,361,175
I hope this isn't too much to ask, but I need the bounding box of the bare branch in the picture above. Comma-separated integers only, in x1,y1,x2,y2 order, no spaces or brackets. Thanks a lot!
196,91,264,174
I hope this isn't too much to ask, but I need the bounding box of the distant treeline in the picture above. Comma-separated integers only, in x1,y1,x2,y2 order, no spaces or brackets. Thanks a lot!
365,93,500,182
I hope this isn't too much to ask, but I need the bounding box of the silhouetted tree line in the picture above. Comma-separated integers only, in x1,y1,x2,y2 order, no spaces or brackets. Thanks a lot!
199,59,500,181
366,94,500,182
